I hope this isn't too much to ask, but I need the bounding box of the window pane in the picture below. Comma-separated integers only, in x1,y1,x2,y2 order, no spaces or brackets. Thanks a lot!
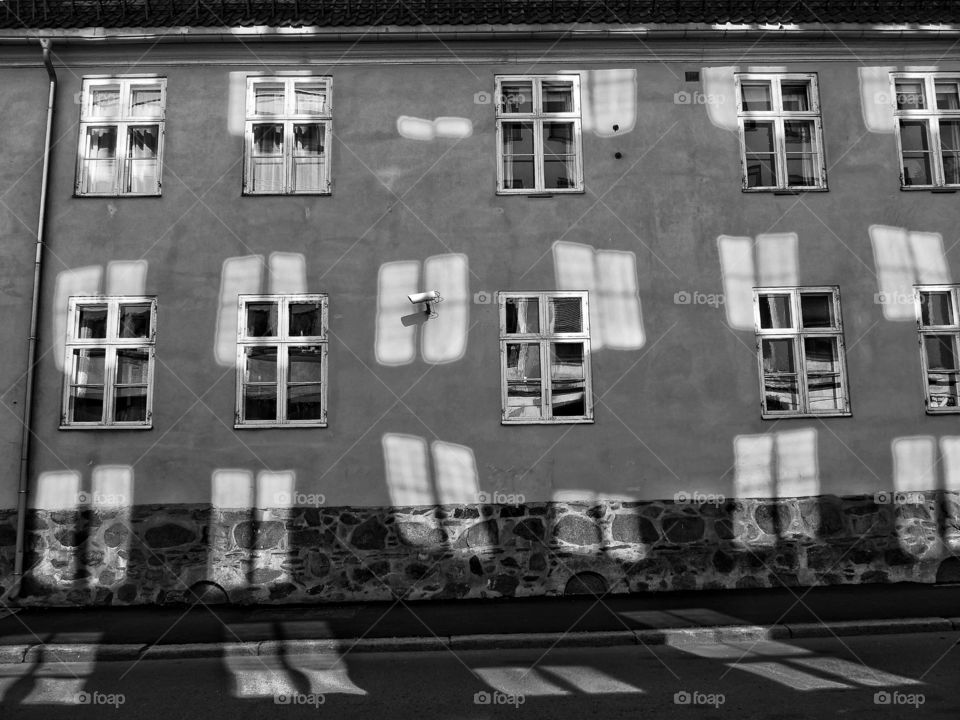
116,348,149,384
784,120,817,185
505,298,540,334
506,343,541,380
129,86,162,117
90,87,120,116
900,120,932,185
73,348,105,385
800,293,834,328
246,302,278,337
501,122,534,189
926,335,958,371
758,295,792,329
936,81,960,111
763,377,799,412
940,121,960,185
900,120,931,152
294,84,326,114
292,124,324,192
502,122,533,153
245,347,278,382
78,305,108,339
82,127,118,193
119,304,151,338
287,384,323,420
921,292,953,326
70,385,104,422
551,342,587,416
807,375,843,411
505,343,542,419
289,303,323,336
895,81,925,110
543,122,573,155
289,346,324,382
114,387,147,422
542,80,574,112
744,121,774,152
780,82,810,111
928,373,960,408
126,126,159,194
741,82,772,111
804,337,838,373
549,297,582,333
503,156,535,189
500,82,532,113
762,339,795,373
744,121,776,187
244,385,277,421
254,84,285,115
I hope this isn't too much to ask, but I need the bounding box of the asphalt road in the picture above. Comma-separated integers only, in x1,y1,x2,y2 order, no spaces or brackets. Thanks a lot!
1,631,959,719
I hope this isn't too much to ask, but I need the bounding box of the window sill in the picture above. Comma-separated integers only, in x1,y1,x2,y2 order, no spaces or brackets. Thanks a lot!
742,187,828,194
760,411,851,420
234,422,328,429
899,186,959,193
59,424,153,430
496,189,585,197
73,193,162,199
241,191,332,197
501,418,594,425
925,407,960,414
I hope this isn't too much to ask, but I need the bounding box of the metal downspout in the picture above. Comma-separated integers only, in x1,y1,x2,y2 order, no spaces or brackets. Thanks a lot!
1,38,56,606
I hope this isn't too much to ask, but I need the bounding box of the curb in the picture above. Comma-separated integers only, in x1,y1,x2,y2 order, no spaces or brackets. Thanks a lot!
0,617,956,664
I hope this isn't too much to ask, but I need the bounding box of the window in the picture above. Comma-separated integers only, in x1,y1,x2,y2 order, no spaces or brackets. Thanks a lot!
915,285,960,411
244,76,332,194
236,295,328,427
753,287,850,418
735,73,826,191
891,73,960,188
61,297,156,428
499,292,592,423
76,77,165,196
495,75,583,193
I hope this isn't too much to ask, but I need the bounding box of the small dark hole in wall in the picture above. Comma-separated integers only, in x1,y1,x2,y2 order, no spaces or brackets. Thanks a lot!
614,152,623,159
612,123,619,131
685,71,700,82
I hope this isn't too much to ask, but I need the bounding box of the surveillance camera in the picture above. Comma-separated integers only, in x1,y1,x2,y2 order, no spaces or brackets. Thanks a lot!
408,290,442,305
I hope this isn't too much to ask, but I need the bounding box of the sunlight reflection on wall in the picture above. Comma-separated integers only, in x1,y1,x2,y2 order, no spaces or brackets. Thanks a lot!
375,254,469,366
733,429,819,499
858,66,899,133
397,116,472,140
553,241,644,350
562,69,636,137
870,225,949,321
701,66,739,131
382,433,478,506
718,233,799,330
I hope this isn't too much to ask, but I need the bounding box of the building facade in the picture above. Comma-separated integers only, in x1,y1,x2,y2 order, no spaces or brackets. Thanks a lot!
1,1,960,606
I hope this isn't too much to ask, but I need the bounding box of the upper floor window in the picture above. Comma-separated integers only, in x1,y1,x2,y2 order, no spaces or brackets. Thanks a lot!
499,291,592,423
735,74,826,191
62,297,156,428
892,73,960,188
236,295,328,427
915,285,960,412
76,77,165,196
753,287,850,418
495,75,583,194
244,77,332,195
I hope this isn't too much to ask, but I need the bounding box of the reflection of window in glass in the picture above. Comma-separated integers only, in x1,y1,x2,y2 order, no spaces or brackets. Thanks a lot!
915,285,960,412
499,291,592,423
753,287,850,418
62,297,156,428
76,77,165,196
892,74,960,188
735,74,826,191
244,77,332,194
495,75,583,193
236,295,328,427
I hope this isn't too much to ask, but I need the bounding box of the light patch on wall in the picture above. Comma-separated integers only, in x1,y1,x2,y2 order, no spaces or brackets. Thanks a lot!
718,233,799,331
214,256,263,366
226,72,247,136
267,252,307,295
566,69,636,137
553,241,644,350
105,260,148,296
940,437,960,491
32,471,81,510
747,66,788,72
892,436,936,491
858,66,898,133
51,266,103,371
552,490,637,502
375,261,419,366
701,66,739,131
90,465,133,508
256,470,296,510
431,441,479,504
397,116,473,140
422,253,469,363
211,469,255,509
733,428,819,499
870,224,949,321
382,433,479,506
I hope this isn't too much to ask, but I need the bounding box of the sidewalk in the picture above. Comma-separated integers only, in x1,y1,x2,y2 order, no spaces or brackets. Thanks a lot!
1,583,958,663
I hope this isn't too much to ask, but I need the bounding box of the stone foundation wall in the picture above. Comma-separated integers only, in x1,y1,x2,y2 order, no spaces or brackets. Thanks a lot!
2,492,958,606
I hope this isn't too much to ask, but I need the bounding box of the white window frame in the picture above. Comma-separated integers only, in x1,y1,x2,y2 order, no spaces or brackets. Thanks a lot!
498,291,593,424
891,72,960,189
75,76,166,196
236,294,329,428
735,73,827,191
61,296,157,429
914,284,960,413
753,286,850,418
243,76,333,195
495,74,583,194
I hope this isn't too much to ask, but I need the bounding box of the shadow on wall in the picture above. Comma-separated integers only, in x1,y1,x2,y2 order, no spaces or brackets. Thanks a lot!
870,225,949,321
717,233,799,330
